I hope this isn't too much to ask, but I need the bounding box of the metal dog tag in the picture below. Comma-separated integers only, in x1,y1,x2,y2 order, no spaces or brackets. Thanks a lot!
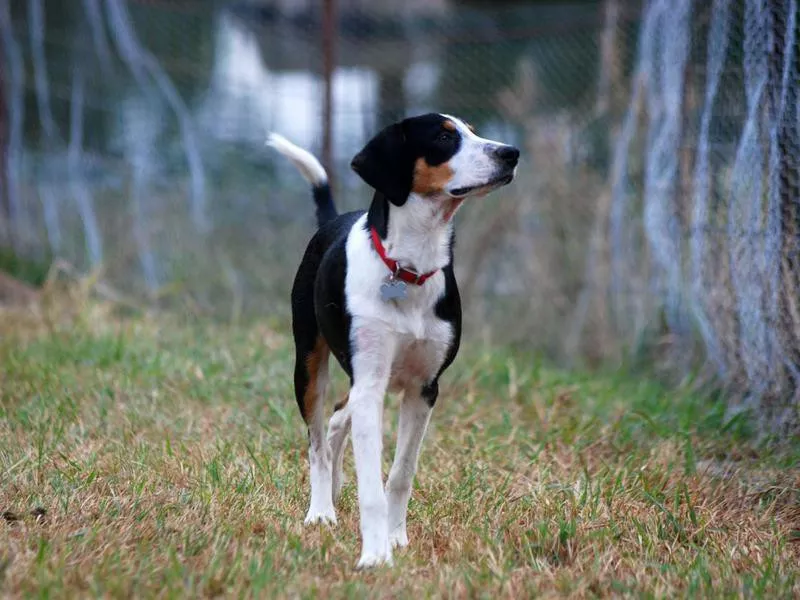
380,277,408,302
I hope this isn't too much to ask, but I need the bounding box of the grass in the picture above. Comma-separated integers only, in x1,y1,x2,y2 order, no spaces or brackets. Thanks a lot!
0,293,798,599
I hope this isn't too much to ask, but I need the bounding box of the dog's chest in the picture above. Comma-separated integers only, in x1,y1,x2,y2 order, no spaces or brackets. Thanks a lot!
343,213,457,389
345,215,450,339
388,318,453,391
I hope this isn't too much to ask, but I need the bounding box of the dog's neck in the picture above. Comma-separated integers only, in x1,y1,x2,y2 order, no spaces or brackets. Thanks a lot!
366,191,459,275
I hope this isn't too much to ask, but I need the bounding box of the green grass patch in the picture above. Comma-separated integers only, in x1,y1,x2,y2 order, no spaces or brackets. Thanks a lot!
1,301,798,598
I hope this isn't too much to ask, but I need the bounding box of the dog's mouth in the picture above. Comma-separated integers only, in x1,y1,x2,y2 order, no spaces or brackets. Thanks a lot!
449,173,515,198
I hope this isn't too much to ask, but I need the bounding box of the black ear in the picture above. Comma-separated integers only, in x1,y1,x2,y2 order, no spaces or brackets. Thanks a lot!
350,122,413,206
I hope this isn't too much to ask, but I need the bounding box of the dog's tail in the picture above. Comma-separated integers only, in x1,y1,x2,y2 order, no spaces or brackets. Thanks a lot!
267,133,338,228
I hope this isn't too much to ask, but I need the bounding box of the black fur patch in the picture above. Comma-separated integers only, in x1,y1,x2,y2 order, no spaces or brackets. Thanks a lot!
351,113,463,208
291,211,363,416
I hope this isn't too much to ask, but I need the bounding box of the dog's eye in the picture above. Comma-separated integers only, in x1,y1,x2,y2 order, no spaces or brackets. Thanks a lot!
437,133,454,142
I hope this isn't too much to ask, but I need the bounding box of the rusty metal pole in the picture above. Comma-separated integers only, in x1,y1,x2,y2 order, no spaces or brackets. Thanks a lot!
0,7,8,244
322,0,337,189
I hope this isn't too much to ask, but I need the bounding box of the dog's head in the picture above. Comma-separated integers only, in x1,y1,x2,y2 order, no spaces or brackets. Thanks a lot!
350,113,519,206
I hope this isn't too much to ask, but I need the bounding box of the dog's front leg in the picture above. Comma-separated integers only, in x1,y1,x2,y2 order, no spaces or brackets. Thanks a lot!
349,321,395,569
386,381,435,549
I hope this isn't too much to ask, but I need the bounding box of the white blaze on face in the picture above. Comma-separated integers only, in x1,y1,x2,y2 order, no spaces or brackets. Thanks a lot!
440,114,515,198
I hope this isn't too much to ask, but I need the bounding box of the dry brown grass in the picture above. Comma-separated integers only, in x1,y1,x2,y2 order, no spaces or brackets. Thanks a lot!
0,293,798,598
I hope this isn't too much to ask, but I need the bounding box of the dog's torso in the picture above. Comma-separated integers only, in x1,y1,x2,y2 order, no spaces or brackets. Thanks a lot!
293,210,461,395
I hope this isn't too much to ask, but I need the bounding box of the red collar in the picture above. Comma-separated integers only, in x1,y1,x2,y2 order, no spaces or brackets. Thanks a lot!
369,226,439,285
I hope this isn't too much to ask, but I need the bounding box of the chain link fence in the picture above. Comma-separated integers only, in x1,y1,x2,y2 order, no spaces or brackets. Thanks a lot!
0,0,798,434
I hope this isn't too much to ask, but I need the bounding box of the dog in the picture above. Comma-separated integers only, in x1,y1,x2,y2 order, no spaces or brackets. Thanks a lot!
268,113,519,569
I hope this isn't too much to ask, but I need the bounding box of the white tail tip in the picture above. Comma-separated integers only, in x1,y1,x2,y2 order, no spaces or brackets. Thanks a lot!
267,133,328,187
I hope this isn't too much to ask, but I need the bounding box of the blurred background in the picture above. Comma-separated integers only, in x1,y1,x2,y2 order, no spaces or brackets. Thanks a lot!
0,0,798,435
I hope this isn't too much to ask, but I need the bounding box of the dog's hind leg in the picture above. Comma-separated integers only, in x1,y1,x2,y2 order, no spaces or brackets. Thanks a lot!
328,395,351,505
294,335,336,525
385,381,435,549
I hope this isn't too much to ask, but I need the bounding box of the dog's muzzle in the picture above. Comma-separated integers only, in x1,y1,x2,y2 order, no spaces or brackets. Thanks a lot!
449,145,520,197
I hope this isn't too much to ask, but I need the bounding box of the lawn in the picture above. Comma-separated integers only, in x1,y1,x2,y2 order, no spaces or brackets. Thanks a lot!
0,294,798,598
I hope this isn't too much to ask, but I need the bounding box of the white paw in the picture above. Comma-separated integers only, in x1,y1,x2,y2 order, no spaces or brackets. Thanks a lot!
304,506,337,526
389,526,409,549
355,549,393,570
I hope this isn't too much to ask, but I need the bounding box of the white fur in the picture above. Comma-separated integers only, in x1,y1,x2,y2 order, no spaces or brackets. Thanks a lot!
386,389,432,549
267,133,328,186
440,114,516,197
345,212,450,336
343,214,455,568
328,401,351,505
348,317,396,568
382,193,455,275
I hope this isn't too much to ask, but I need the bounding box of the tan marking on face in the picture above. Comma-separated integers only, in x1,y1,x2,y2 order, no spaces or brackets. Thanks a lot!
442,120,457,131
302,336,328,423
412,157,454,195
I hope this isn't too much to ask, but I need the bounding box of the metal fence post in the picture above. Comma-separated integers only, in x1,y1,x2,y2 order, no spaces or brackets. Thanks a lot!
322,0,337,190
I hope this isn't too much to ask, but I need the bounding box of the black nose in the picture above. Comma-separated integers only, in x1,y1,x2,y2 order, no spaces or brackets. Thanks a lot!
495,145,520,167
